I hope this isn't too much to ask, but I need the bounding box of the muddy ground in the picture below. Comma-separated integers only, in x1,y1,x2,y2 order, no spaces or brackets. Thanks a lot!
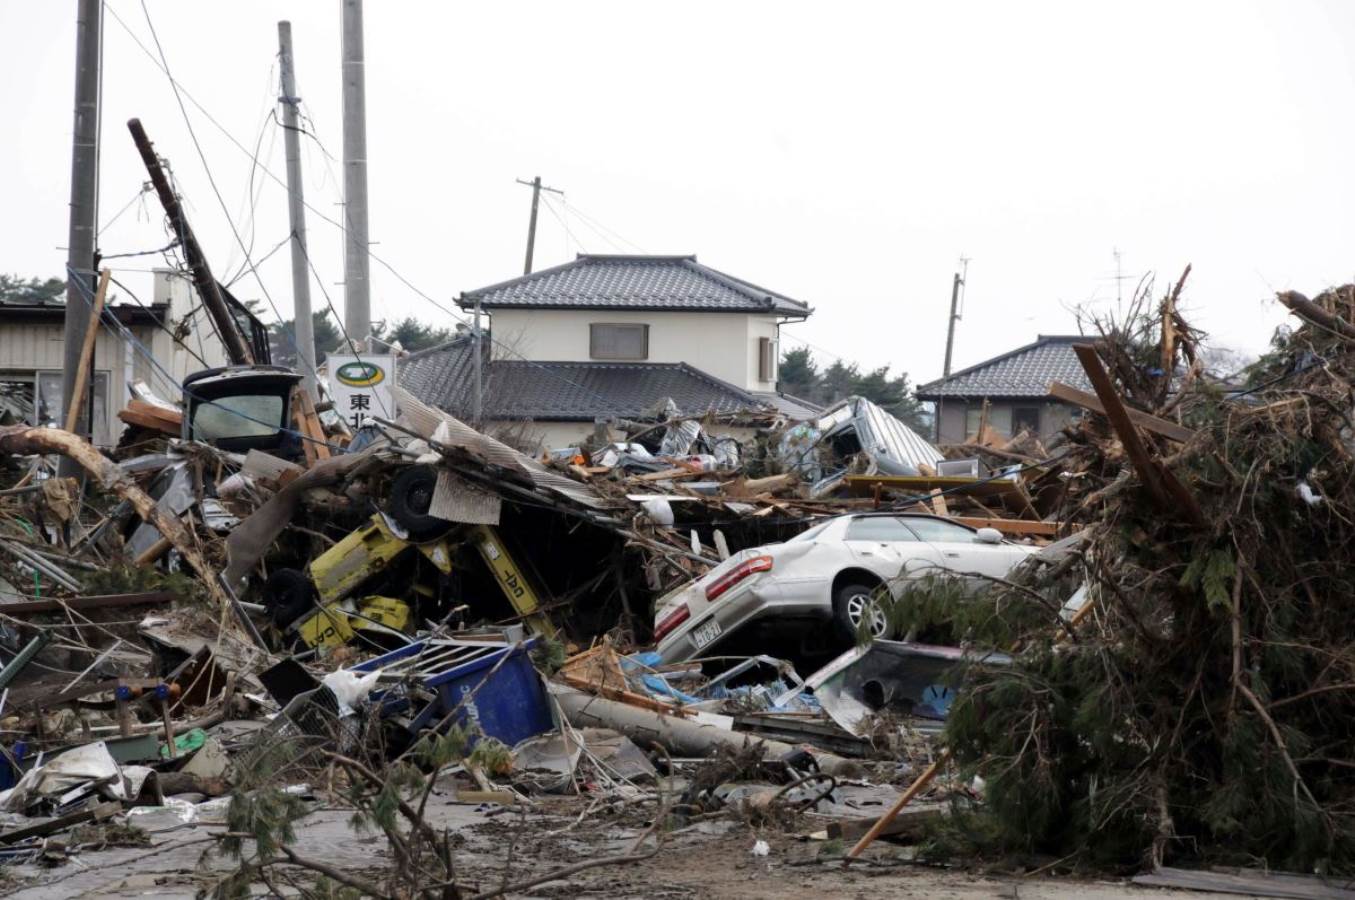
0,791,1231,899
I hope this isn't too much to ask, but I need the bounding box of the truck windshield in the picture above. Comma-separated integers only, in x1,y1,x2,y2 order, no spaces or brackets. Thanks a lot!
191,395,285,441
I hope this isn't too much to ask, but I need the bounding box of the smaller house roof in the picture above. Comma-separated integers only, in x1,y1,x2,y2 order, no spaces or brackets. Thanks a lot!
916,335,1094,400
458,254,812,317
399,336,773,422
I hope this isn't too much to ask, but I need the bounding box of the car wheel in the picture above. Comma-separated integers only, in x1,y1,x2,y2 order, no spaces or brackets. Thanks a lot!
833,580,890,643
387,465,450,541
262,567,317,629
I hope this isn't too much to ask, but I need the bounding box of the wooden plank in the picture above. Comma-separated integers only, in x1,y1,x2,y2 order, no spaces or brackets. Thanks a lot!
0,591,175,616
291,386,331,462
953,517,1062,536
824,805,944,842
1072,345,1203,525
630,467,702,483
0,801,120,844
1132,866,1355,900
928,488,948,517
1048,381,1194,443
64,270,112,433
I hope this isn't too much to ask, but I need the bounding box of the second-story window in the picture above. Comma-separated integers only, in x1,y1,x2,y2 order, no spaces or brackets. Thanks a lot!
590,323,649,361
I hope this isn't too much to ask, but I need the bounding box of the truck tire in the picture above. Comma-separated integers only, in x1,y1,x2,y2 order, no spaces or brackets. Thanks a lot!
387,465,449,541
832,580,890,643
262,567,317,629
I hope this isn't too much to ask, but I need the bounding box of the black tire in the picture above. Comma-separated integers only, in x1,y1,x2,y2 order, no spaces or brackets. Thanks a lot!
832,580,890,644
262,567,317,629
387,465,450,541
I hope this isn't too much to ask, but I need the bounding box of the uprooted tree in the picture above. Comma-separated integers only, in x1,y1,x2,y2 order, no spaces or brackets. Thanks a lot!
886,270,1355,874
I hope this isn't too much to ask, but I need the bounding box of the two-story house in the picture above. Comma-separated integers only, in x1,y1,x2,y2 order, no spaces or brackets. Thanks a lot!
400,254,817,449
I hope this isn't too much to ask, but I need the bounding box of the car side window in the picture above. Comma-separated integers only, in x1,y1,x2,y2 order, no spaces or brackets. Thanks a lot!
845,517,919,542
901,518,982,543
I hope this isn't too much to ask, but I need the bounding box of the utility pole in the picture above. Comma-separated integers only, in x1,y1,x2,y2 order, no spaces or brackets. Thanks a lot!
341,0,371,347
472,296,483,426
59,0,101,473
278,21,317,397
942,258,969,378
128,119,253,365
516,176,563,274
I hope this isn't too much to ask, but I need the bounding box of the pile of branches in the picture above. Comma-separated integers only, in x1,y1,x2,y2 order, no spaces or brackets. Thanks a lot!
905,274,1355,873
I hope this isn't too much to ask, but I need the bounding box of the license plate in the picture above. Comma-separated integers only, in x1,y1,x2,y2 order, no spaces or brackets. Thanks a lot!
690,618,723,649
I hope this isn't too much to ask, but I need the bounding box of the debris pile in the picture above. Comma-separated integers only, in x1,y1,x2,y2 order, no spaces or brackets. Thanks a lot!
906,275,1355,875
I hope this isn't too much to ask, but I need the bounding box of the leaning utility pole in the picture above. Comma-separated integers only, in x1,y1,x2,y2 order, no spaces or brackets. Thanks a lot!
59,0,101,473
278,21,317,398
516,176,563,274
941,259,969,377
128,119,253,365
341,0,371,346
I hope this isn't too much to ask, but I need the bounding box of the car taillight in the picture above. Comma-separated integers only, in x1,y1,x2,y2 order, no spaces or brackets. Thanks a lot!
653,603,691,641
705,555,773,602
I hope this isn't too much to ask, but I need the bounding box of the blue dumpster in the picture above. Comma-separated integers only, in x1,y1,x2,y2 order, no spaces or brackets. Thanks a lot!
352,638,552,746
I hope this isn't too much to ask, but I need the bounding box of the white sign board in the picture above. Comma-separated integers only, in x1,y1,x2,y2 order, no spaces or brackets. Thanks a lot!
328,354,396,431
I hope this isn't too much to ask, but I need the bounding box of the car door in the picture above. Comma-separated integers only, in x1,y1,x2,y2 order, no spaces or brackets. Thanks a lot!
843,516,946,591
900,517,1022,580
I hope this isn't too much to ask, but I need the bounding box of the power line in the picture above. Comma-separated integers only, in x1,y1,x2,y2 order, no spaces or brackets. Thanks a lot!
105,4,640,416
136,1,319,383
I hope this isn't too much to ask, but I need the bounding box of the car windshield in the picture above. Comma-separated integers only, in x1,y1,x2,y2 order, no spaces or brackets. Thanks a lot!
192,394,285,441
787,520,833,543
902,517,982,543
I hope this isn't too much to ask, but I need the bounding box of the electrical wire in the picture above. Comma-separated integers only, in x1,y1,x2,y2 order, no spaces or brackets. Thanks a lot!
67,265,345,451
136,0,321,386
106,4,656,417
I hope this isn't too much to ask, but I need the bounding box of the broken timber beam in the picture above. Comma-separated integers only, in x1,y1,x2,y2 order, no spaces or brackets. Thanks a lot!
1048,381,1194,443
0,591,174,617
1072,345,1204,525
953,517,1062,536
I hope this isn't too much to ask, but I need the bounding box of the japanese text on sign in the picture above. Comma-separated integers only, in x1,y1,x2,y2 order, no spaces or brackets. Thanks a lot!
328,355,395,431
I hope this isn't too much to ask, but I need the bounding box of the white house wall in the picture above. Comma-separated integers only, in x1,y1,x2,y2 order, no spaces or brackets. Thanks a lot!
487,309,781,393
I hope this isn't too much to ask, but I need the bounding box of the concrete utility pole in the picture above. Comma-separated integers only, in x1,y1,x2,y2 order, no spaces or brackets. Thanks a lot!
60,0,101,472
341,0,371,347
278,21,317,397
472,296,483,426
128,119,253,366
941,262,968,378
516,176,563,274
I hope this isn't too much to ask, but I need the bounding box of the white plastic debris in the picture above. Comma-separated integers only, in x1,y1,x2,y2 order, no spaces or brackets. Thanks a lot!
323,669,383,716
1298,481,1325,506
638,497,675,526
750,839,770,857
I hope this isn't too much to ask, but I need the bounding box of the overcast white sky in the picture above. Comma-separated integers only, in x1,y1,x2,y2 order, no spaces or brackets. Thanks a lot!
5,1,1355,385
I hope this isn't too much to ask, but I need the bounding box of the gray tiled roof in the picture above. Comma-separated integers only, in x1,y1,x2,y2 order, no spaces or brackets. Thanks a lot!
458,255,811,317
399,336,771,422
915,335,1094,399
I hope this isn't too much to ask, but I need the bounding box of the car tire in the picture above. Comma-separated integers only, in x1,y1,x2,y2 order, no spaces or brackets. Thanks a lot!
262,567,317,629
387,465,450,541
832,580,890,643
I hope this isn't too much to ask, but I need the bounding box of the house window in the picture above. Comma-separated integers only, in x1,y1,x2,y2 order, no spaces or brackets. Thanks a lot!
964,403,1013,439
589,323,648,361
1012,406,1040,435
758,337,777,382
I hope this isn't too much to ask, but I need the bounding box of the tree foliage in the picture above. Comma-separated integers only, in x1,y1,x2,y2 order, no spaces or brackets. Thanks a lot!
268,310,345,367
778,347,930,433
372,316,455,353
0,274,65,305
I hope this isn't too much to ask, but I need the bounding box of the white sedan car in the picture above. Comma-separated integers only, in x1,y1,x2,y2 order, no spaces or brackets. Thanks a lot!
653,513,1037,664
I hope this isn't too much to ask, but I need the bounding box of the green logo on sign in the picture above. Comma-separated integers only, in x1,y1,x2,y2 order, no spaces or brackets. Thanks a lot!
335,361,385,387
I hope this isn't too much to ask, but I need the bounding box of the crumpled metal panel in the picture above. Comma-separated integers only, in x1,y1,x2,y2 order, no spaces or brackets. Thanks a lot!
395,386,611,511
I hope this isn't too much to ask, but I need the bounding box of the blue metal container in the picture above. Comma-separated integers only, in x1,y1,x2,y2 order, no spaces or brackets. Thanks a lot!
353,639,552,746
